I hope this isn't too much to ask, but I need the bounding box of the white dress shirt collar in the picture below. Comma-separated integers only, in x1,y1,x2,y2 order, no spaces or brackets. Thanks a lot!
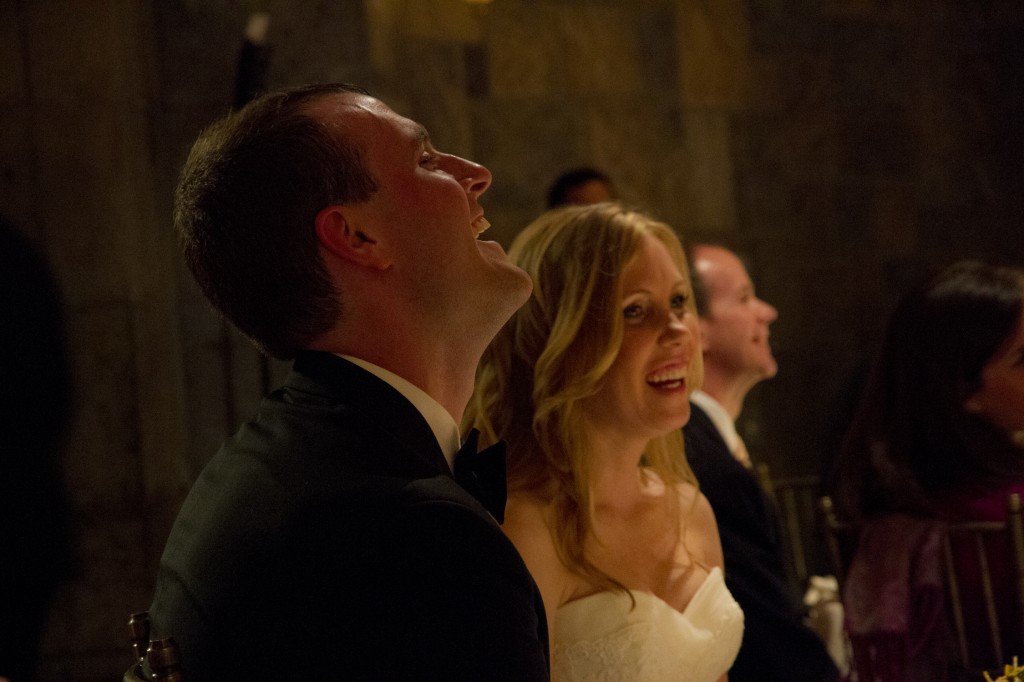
691,389,743,455
339,355,462,471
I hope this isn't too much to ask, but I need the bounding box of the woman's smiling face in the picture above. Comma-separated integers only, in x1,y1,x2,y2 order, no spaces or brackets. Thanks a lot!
582,233,700,444
966,307,1024,436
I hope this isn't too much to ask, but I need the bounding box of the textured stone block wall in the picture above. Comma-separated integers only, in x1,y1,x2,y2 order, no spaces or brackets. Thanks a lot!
1,1,190,677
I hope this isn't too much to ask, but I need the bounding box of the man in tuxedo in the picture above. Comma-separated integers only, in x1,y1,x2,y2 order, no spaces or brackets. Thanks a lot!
147,84,548,680
683,245,837,681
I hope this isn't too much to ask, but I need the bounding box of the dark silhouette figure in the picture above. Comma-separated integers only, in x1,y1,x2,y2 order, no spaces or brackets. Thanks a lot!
0,216,73,681
546,167,616,208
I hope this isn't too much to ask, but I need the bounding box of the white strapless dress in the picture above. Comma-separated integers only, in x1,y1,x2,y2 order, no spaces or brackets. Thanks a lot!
551,567,744,682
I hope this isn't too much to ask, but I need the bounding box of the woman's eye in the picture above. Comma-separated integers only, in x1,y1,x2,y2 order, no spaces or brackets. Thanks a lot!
623,304,645,320
670,293,688,309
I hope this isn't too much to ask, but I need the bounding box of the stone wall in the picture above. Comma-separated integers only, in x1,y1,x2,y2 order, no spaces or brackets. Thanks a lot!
0,0,1020,678
3,1,191,677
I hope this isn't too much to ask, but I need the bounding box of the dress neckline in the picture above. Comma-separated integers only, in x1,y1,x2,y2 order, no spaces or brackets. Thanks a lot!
556,566,724,619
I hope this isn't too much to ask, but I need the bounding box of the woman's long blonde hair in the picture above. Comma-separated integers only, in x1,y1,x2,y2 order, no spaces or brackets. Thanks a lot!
466,203,701,590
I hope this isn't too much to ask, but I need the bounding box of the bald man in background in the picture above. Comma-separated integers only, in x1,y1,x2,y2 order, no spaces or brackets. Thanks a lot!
683,245,838,681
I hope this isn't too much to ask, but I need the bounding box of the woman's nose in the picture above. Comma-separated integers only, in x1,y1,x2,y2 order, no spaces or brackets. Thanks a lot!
661,313,693,346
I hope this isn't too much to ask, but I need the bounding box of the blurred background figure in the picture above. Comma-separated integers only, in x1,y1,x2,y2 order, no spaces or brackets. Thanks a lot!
0,216,74,682
235,12,272,109
683,244,839,681
831,260,1024,680
545,167,616,208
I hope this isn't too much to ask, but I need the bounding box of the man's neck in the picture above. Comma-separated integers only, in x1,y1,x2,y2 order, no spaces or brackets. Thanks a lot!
312,271,518,424
698,371,752,421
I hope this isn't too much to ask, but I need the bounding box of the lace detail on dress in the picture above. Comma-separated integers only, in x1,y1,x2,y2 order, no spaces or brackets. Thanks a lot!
552,567,744,682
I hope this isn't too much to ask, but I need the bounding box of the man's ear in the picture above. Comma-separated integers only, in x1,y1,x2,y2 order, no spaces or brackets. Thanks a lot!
315,206,389,269
698,317,712,353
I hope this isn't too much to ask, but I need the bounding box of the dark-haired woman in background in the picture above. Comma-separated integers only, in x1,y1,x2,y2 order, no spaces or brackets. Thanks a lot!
831,260,1024,680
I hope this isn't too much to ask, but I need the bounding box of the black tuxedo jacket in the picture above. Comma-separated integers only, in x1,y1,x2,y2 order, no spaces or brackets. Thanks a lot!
684,402,837,682
148,352,549,680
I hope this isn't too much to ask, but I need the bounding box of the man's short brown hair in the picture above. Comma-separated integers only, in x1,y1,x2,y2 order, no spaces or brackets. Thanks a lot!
175,83,378,359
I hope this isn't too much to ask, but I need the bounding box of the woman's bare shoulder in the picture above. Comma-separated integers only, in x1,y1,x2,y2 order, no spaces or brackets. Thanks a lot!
672,478,702,507
674,481,723,568
502,493,575,607
502,493,551,544
505,493,577,573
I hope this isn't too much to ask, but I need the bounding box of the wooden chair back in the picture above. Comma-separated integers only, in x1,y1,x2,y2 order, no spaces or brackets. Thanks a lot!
123,611,184,682
819,492,1024,674
941,492,1024,671
758,463,824,589
818,495,853,589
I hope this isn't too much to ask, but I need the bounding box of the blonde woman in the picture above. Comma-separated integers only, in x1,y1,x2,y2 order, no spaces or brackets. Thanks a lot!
468,204,743,681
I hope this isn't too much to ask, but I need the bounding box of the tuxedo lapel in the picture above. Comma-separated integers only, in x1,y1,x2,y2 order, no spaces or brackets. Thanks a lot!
289,351,450,479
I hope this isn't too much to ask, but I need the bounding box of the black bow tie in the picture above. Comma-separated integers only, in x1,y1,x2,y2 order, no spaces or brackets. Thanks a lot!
454,429,508,523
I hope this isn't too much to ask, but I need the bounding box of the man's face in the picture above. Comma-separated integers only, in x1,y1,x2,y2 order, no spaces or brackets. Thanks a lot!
695,246,778,384
320,93,532,321
564,179,614,205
